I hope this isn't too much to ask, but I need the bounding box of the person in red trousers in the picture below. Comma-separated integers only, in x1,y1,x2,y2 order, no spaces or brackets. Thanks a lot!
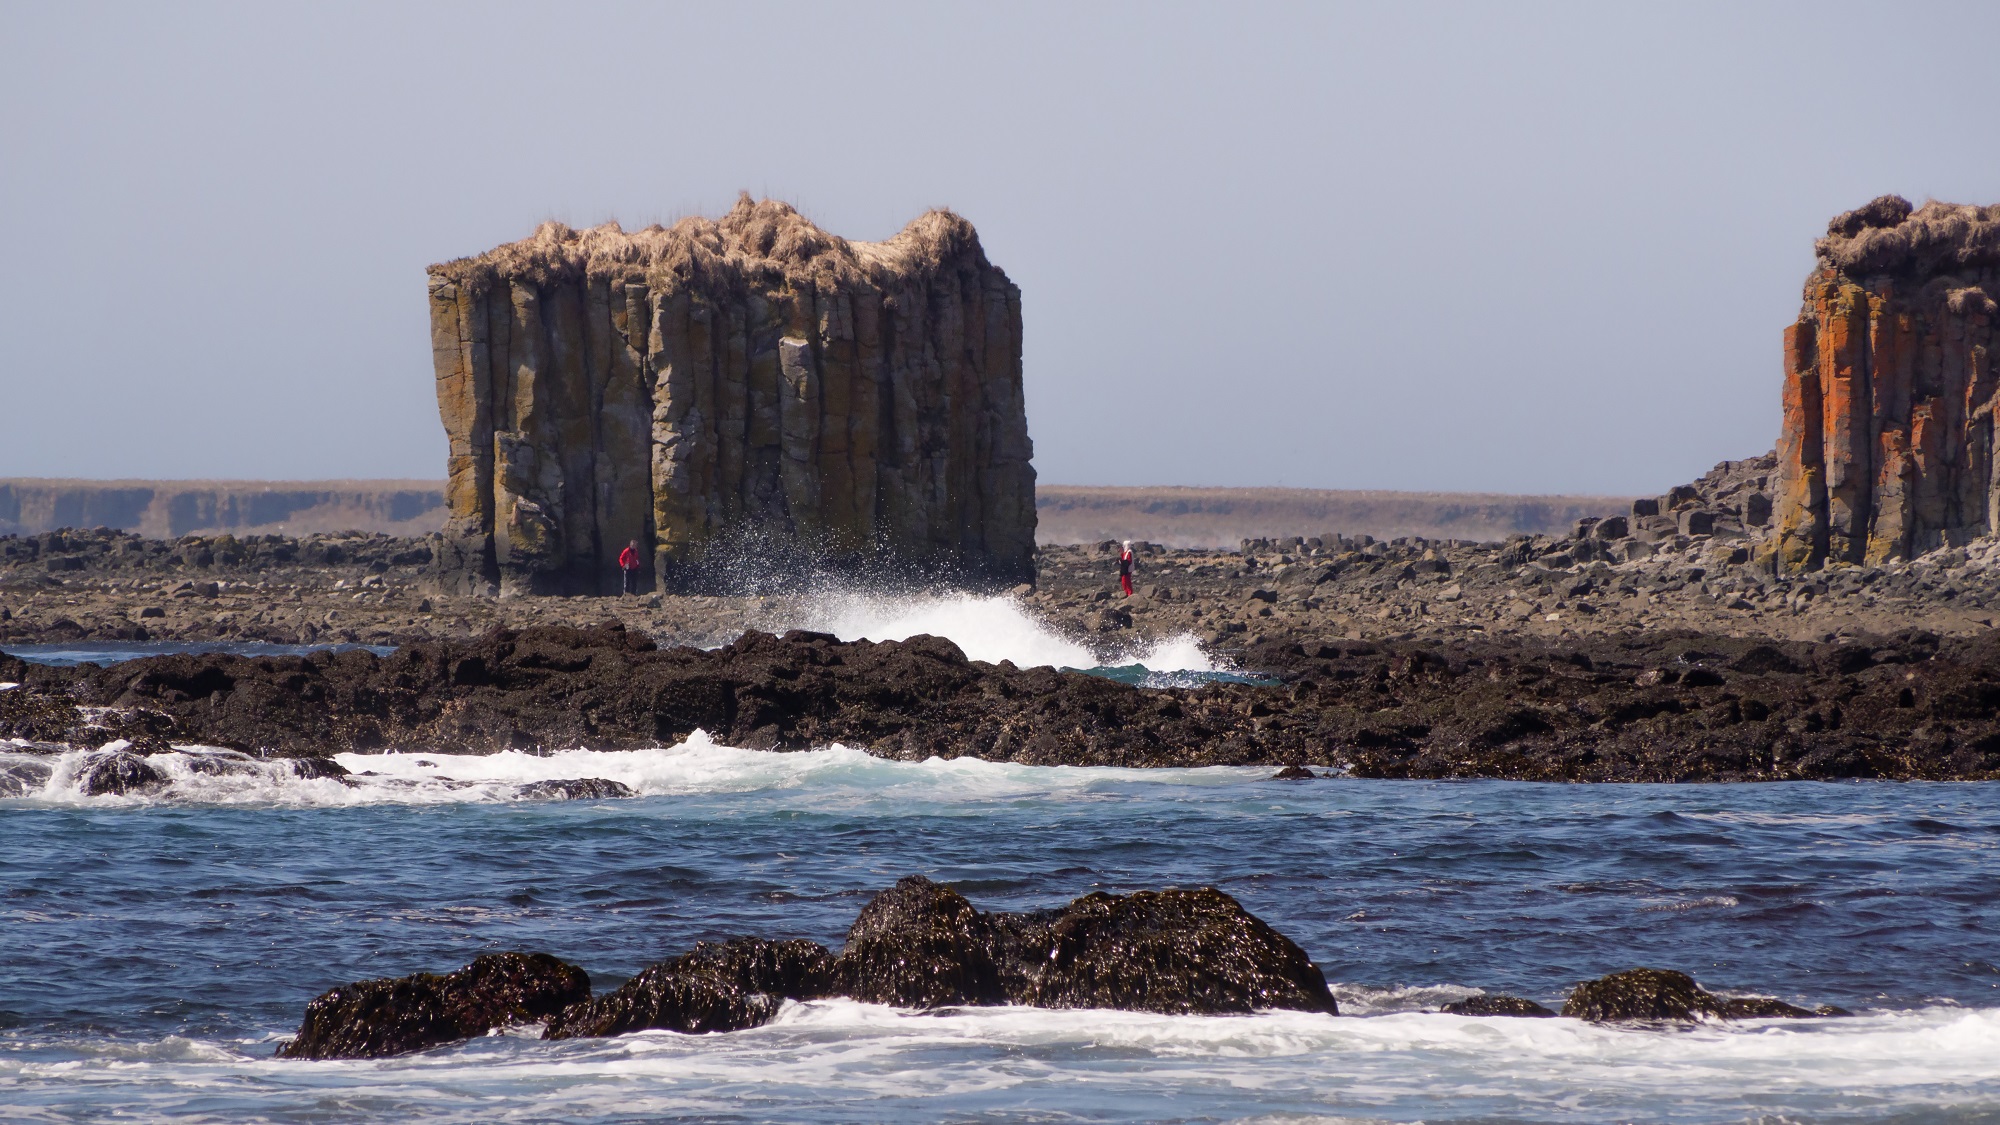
1118,540,1136,597
618,540,642,595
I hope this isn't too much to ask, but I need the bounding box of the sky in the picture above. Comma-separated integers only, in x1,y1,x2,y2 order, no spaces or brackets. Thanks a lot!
3,2,1997,496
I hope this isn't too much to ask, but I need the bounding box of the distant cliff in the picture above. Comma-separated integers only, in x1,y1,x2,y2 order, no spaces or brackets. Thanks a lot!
425,195,1036,596
1,479,1619,550
1033,486,1629,547
1774,196,2000,570
0,480,444,538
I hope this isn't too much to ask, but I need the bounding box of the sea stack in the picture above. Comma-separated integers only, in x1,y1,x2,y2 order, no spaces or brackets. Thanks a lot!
424,196,1035,595
1774,196,2000,571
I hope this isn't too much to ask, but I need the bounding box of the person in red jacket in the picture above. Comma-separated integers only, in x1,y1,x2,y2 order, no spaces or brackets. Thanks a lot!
1117,540,1136,597
617,539,642,595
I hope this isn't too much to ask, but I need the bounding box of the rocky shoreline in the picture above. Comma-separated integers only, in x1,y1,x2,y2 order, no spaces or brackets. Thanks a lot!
5,614,2000,782
5,484,1997,654
276,876,1844,1061
5,477,2000,782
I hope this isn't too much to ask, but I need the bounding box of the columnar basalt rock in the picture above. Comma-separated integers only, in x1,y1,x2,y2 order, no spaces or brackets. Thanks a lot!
1774,196,2000,571
426,196,1035,595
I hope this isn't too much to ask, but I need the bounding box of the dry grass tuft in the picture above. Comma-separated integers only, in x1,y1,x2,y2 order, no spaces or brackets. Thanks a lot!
429,194,992,295
1817,195,2000,277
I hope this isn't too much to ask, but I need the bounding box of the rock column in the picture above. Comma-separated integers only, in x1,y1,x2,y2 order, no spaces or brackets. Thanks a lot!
427,198,1035,595
1773,196,1999,570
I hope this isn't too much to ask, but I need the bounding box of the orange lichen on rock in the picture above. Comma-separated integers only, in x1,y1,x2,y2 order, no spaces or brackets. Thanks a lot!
1773,197,2000,570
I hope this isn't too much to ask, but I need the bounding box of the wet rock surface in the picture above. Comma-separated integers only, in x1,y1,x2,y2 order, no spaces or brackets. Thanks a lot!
299,879,1332,1057
276,951,589,1060
1439,994,1556,1017
515,777,632,801
830,877,1336,1016
1025,886,1336,1015
284,883,1851,1058
9,620,2000,779
833,876,1020,1007
74,749,166,796
1561,968,1833,1023
543,939,834,1039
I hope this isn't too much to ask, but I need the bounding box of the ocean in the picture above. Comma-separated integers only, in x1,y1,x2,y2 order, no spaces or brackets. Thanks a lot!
4,602,1998,1123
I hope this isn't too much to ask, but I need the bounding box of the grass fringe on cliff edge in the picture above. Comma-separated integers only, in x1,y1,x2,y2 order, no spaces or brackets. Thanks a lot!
429,194,992,297
1818,195,2000,277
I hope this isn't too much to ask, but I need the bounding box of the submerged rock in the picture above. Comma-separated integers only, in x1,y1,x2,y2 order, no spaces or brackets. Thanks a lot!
1440,994,1555,1017
1561,968,1834,1022
544,938,834,1039
76,750,165,796
289,757,351,780
277,951,589,1059
515,777,632,801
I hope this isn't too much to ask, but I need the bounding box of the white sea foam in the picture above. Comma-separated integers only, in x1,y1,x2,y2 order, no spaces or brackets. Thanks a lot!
11,1004,2000,1123
794,592,1223,674
0,734,1268,808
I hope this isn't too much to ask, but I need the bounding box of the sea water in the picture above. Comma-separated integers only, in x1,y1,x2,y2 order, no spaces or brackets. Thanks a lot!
4,604,1999,1123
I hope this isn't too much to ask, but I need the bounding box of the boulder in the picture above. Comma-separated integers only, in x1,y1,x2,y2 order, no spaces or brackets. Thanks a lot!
1562,968,1722,1021
832,876,1012,1006
277,952,589,1059
829,877,1338,1016
76,749,166,796
1560,968,1831,1023
289,757,350,780
1025,888,1338,1015
1678,510,1716,537
1440,994,1555,1017
515,777,633,800
544,939,833,1039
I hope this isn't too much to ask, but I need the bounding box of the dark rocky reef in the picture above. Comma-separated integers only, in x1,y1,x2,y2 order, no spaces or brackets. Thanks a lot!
1561,968,1842,1023
10,622,2000,780
281,881,1854,1061
276,952,589,1059
290,878,1332,1059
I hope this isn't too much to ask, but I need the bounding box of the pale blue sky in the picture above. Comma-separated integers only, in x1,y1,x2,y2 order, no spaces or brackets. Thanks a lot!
3,2,1997,493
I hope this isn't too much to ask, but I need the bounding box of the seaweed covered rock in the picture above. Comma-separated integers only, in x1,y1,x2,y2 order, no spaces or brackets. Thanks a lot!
1440,994,1555,1017
1027,888,1338,1015
515,777,632,801
75,749,165,796
828,877,1336,1016
544,939,833,1039
832,876,1014,1007
1562,969,1723,1022
1561,968,1827,1023
277,952,589,1059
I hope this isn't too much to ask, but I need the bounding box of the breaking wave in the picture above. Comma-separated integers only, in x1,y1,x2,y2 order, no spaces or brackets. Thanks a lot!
0,733,1268,808
793,592,1229,679
10,1002,2000,1124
